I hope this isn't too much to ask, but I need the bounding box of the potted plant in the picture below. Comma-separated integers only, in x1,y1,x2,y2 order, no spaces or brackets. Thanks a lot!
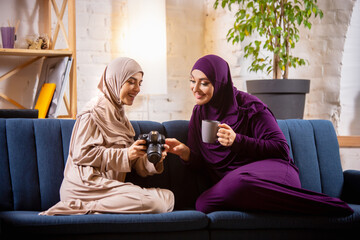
214,0,323,119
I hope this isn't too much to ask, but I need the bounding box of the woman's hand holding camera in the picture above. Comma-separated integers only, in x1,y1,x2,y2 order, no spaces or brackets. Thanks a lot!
127,139,147,161
165,138,190,161
160,144,169,163
128,139,170,163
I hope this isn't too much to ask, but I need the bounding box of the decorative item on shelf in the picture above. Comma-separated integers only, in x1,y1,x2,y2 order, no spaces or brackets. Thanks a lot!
1,19,19,48
26,34,50,50
214,0,323,119
0,27,15,48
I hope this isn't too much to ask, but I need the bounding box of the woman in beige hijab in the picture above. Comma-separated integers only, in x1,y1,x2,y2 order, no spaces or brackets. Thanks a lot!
40,57,174,215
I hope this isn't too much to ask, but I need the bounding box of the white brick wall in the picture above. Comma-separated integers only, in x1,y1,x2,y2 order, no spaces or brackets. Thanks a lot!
75,0,114,116
125,0,205,121
0,0,359,168
339,0,360,170
74,0,205,121
340,0,360,135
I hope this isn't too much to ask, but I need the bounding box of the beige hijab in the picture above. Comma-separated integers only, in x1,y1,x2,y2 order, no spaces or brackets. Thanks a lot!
78,57,143,146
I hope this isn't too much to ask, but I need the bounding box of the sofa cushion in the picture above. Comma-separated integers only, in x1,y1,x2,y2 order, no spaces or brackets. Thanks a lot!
0,210,208,235
5,119,75,212
162,120,212,210
343,170,360,204
6,119,42,211
0,119,13,211
277,120,294,160
59,119,75,165
207,204,360,230
33,120,67,210
308,120,344,198
277,120,344,198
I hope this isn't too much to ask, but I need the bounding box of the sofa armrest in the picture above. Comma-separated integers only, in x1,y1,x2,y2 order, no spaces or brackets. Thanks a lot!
342,170,360,204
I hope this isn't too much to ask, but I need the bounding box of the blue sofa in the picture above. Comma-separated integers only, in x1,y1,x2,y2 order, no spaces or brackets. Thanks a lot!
0,118,359,240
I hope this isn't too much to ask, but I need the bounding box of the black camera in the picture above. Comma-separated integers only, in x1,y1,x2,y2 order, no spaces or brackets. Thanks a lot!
137,131,165,165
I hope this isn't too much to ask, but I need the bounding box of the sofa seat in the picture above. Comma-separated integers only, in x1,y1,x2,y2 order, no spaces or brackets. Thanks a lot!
208,204,360,229
0,210,209,240
208,204,360,239
0,210,208,239
1,118,360,240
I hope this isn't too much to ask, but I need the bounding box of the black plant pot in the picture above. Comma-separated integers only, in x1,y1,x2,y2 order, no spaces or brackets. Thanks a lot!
246,79,310,119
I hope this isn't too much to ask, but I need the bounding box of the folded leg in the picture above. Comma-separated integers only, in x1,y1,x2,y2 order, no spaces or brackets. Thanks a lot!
196,159,353,216
40,184,174,215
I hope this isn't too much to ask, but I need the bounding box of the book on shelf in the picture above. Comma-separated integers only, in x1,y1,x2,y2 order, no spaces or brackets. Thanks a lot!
34,83,56,118
33,57,73,118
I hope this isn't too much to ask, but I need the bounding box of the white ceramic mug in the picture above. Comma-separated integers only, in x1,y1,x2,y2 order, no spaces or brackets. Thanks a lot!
201,120,220,143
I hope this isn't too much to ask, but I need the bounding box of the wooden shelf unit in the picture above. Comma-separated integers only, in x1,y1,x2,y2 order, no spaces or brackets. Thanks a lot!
0,0,77,118
0,48,72,57
338,136,360,148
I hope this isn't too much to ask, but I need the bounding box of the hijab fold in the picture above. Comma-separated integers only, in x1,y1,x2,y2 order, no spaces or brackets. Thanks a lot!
78,57,143,146
189,55,268,172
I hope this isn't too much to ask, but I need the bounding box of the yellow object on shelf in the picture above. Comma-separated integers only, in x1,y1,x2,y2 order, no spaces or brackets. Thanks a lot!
35,83,56,118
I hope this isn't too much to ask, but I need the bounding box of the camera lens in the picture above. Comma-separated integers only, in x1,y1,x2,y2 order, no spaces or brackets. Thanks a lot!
147,143,162,164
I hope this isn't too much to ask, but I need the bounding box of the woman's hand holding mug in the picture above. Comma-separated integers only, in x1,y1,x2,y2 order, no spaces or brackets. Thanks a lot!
217,123,236,147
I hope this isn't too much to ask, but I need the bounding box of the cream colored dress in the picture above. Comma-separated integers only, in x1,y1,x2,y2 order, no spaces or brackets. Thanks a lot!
40,111,174,215
40,57,174,215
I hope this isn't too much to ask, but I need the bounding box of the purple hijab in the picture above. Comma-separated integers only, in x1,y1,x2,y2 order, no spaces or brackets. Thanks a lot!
188,55,270,175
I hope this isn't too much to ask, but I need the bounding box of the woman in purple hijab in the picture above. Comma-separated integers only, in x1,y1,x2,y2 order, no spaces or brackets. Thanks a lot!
166,54,353,215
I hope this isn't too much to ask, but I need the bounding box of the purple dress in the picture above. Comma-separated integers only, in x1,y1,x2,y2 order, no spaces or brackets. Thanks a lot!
187,55,353,215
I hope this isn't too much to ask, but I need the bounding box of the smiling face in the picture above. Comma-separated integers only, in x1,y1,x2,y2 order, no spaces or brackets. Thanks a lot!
119,72,143,105
190,69,214,105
